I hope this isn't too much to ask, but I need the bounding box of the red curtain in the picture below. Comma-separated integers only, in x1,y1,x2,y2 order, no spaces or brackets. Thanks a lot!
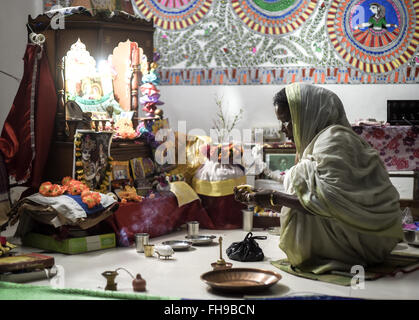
0,44,57,189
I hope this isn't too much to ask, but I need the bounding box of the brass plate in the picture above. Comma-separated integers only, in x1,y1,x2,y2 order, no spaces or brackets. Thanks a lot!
201,268,281,293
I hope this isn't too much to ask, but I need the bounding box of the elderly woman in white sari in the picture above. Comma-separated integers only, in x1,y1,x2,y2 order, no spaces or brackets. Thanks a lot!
235,83,403,274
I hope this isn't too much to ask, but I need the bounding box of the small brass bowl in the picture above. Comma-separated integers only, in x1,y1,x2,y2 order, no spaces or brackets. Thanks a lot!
144,244,154,257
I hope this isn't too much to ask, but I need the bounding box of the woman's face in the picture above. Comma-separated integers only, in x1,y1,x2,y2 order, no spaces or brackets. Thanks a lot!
275,103,293,142
370,5,378,14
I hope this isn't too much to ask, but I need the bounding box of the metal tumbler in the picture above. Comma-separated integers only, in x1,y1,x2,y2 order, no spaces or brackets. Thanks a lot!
242,209,254,232
135,233,149,253
187,221,199,237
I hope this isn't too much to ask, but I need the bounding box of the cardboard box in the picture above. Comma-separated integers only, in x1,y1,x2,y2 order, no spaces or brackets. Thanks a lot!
22,233,116,255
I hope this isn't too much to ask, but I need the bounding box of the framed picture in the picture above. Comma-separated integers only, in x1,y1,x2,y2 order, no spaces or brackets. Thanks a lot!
130,157,155,180
73,130,113,191
111,161,131,181
265,153,296,172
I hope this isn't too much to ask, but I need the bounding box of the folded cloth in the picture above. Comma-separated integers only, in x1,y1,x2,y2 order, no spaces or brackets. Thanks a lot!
353,119,387,126
23,193,116,223
169,181,200,207
7,194,119,237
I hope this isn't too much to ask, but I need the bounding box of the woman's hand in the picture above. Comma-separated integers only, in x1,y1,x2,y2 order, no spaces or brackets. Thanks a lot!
234,186,277,208
236,185,312,214
234,185,257,206
253,189,278,208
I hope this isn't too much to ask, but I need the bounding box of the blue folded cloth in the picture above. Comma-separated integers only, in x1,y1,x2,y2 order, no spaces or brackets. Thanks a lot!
64,194,104,215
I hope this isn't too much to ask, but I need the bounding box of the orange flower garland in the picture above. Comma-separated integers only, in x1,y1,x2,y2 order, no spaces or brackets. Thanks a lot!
81,190,102,209
39,177,102,209
39,182,66,197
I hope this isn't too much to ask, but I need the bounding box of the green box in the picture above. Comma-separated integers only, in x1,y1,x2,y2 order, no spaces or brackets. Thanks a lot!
22,233,116,255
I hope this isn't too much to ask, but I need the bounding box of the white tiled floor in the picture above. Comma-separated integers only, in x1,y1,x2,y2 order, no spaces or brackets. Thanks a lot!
3,226,419,300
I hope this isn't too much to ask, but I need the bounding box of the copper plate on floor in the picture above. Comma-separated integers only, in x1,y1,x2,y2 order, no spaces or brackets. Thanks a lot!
200,268,281,293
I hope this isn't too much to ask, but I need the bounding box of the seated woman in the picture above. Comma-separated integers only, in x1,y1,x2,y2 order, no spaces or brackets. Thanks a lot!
235,83,403,274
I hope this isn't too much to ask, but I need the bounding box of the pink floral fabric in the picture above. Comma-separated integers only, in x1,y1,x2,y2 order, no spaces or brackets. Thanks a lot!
352,125,419,171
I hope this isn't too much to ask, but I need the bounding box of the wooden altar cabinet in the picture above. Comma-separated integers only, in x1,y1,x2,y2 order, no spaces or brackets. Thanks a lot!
27,12,155,183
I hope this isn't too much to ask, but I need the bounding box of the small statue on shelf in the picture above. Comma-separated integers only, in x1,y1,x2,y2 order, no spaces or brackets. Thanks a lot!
113,118,137,140
117,185,144,203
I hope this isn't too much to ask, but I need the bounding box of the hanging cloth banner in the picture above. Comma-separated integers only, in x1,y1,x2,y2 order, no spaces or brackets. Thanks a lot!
0,44,57,188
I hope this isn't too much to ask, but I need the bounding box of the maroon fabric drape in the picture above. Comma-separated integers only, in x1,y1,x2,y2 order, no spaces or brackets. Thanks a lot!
106,192,215,246
199,194,246,229
0,44,57,189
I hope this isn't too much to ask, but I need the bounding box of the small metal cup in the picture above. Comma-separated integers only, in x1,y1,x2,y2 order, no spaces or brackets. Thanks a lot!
242,209,254,232
135,233,149,253
187,221,199,237
144,244,154,257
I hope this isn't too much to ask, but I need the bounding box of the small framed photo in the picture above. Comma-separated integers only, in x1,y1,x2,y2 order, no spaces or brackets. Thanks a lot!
111,161,131,181
130,157,155,180
265,153,296,171
118,111,134,121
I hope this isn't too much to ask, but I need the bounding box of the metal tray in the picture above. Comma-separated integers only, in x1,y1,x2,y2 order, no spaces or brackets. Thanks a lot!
161,240,192,251
403,229,419,246
185,235,216,245
201,268,282,293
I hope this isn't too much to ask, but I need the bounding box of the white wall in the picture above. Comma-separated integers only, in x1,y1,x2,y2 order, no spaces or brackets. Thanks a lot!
159,84,419,199
160,84,419,133
0,0,43,129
